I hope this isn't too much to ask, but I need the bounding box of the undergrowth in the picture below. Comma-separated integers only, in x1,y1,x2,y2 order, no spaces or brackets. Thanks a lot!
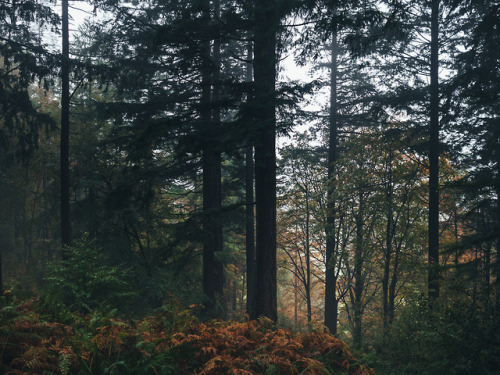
0,295,374,375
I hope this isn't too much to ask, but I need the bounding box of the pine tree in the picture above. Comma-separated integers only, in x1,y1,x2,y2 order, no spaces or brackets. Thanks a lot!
325,29,339,335
428,0,440,302
251,0,280,322
60,0,71,250
244,38,255,318
448,0,500,307
0,0,58,292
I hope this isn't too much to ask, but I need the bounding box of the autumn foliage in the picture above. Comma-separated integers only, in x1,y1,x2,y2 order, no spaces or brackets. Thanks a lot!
0,297,374,375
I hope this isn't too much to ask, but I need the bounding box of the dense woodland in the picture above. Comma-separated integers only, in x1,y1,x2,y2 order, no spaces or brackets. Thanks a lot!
0,0,499,374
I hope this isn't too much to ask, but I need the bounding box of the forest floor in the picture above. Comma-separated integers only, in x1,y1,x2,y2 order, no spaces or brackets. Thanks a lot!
0,296,374,375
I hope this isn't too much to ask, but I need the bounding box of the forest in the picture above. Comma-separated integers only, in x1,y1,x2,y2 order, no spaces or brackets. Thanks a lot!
0,0,499,374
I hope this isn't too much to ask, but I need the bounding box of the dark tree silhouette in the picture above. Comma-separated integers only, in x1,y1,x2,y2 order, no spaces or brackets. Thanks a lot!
201,0,223,317
428,0,440,301
251,0,279,322
325,32,339,335
61,0,71,251
245,39,256,318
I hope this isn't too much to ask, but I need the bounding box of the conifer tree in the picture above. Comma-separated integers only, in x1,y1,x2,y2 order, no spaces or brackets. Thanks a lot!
245,39,255,318
61,0,71,250
251,0,280,321
0,0,58,292
428,0,440,302
325,29,339,335
201,0,224,317
448,0,500,308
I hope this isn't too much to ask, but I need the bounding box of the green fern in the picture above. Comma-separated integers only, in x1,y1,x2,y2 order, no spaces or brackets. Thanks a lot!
58,353,72,375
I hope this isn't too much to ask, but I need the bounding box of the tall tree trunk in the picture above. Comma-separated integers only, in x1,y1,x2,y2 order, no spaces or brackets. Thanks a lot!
388,245,400,324
353,192,365,349
0,251,3,295
382,146,394,335
294,276,298,328
60,0,71,252
212,0,224,310
245,40,256,318
201,0,223,316
495,127,500,310
454,204,459,268
231,277,237,311
305,185,312,323
496,171,500,310
428,0,440,302
251,0,278,322
324,33,339,335
241,271,246,311
484,241,492,298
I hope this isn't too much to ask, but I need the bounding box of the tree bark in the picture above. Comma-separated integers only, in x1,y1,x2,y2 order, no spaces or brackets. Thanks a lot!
382,145,394,335
353,192,365,349
324,33,339,335
495,126,500,310
212,0,224,308
251,0,278,322
496,164,500,310
428,0,440,302
0,251,3,295
305,185,312,323
60,0,71,252
245,39,256,318
496,203,500,310
294,276,298,328
201,0,223,316
388,246,400,324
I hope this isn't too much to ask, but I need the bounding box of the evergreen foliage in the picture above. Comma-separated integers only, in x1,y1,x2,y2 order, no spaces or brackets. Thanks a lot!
0,0,58,164
42,236,135,314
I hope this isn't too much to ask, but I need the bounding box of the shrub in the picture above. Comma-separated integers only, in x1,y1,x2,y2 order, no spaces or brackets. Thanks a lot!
373,298,500,375
42,236,135,315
